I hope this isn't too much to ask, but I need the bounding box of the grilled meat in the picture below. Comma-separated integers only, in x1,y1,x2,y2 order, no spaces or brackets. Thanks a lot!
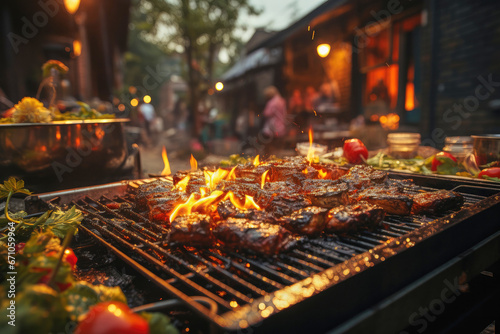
213,218,295,255
279,206,328,236
301,179,349,208
311,163,349,180
265,194,312,218
172,170,205,185
217,200,274,223
411,190,464,214
135,180,172,211
355,186,413,215
235,164,272,183
340,165,388,190
270,161,318,184
147,191,188,224
216,181,261,200
326,202,385,234
168,213,214,247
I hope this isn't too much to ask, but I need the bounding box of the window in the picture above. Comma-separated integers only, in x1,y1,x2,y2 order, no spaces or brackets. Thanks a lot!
359,14,422,124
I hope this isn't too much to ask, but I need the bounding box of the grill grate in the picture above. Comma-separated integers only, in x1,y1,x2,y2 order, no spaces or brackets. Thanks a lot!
51,177,493,331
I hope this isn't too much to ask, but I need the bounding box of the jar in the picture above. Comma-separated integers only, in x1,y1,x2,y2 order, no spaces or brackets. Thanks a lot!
443,136,473,163
387,133,421,159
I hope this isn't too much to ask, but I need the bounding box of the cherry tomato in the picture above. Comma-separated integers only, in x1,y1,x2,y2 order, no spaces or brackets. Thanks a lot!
74,301,149,334
431,152,457,171
478,167,500,180
343,139,368,164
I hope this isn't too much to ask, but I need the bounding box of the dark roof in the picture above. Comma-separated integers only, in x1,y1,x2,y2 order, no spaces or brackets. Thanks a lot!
247,0,347,53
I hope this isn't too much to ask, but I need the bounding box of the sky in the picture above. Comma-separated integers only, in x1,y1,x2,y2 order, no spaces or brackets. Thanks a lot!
241,0,327,42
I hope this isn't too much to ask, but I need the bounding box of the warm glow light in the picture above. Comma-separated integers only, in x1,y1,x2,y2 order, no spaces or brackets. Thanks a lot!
161,146,171,175
379,113,400,130
215,82,224,91
306,127,314,164
261,170,269,190
64,0,80,14
405,82,415,111
169,193,197,222
73,40,81,57
317,43,331,58
143,95,151,104
118,104,125,112
204,168,229,191
190,154,198,171
56,127,61,140
129,86,137,94
130,98,138,107
253,155,260,166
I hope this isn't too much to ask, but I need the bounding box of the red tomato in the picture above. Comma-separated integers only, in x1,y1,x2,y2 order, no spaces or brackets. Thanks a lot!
63,248,78,269
431,152,457,171
74,302,149,334
343,139,368,164
478,167,500,180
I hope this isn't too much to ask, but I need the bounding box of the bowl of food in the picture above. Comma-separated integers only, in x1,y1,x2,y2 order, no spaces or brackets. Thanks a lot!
471,134,500,167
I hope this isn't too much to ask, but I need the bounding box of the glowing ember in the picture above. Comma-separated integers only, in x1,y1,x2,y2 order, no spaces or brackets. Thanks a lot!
261,170,269,190
253,155,260,166
306,128,314,164
161,146,171,176
302,168,308,175
175,175,190,192
190,154,198,171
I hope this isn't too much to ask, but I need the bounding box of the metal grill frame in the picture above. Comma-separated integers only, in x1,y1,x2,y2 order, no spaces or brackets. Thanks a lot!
25,176,500,333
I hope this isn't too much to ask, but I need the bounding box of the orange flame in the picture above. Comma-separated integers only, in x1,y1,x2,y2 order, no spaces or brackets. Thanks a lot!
261,170,269,190
253,155,260,166
302,168,308,175
306,127,314,164
318,169,328,179
161,146,171,176
223,191,261,211
175,175,190,192
169,193,197,222
204,168,229,191
227,166,237,181
190,154,198,171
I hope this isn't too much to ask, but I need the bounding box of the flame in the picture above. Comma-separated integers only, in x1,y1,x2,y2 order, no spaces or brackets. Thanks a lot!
306,128,314,164
161,146,171,176
56,127,61,140
302,168,308,175
190,154,198,171
169,193,197,222
204,168,229,191
175,175,190,192
223,191,261,211
318,169,328,179
227,166,237,181
253,155,260,166
261,170,269,190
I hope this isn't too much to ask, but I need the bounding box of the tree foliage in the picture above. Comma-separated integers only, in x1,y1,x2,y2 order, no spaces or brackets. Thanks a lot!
138,0,260,135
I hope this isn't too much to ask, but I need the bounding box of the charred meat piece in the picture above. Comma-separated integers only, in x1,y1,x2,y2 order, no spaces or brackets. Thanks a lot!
301,179,349,208
217,200,274,223
168,213,214,247
311,163,349,180
340,165,388,190
262,181,301,195
235,164,272,183
216,180,261,200
172,170,205,185
355,186,413,215
279,206,328,236
270,161,318,184
326,202,385,234
411,190,464,214
135,180,172,211
265,194,312,218
147,191,188,223
213,218,295,255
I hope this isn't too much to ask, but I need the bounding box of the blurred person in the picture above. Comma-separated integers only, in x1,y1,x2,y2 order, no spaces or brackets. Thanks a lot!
303,86,318,112
288,88,304,114
313,80,341,113
262,86,287,156
138,101,156,137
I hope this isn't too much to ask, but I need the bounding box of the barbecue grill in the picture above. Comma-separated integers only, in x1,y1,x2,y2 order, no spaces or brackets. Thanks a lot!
25,173,500,333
